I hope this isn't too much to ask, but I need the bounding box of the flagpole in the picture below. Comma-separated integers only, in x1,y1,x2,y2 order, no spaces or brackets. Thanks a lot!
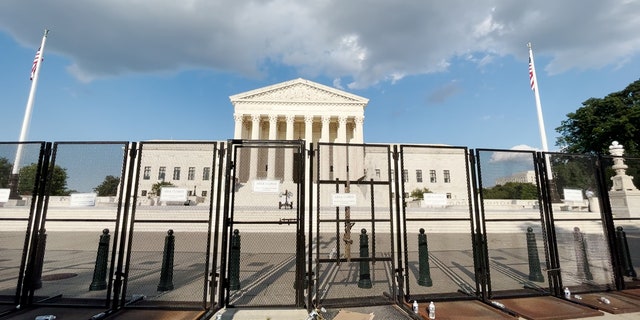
9,29,49,199
528,42,549,153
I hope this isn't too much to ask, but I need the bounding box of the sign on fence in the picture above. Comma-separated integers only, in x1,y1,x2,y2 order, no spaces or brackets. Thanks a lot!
160,188,188,202
70,193,97,207
252,180,280,193
332,193,357,207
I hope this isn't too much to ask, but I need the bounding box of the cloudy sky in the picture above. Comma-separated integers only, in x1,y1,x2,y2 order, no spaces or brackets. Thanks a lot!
1,0,639,151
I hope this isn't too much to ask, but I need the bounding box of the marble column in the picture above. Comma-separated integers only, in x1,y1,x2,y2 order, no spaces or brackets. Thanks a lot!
284,115,295,181
304,115,314,149
249,114,261,179
233,113,244,139
268,115,278,179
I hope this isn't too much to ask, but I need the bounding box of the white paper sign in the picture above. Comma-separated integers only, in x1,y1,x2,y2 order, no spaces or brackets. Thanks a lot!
332,193,357,207
252,180,280,193
0,189,10,202
70,193,97,207
563,188,584,202
421,193,447,207
160,188,188,202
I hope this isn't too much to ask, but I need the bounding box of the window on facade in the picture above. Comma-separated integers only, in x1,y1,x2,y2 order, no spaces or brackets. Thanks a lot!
203,167,210,180
141,190,147,196
444,170,451,183
402,169,408,182
173,167,181,180
430,170,437,183
201,190,207,197
416,169,423,183
158,167,166,181
188,167,195,180
188,190,193,196
375,169,380,178
446,193,452,199
143,166,151,180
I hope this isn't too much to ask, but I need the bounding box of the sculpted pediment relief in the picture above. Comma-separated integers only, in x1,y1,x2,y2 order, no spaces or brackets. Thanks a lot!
231,78,368,104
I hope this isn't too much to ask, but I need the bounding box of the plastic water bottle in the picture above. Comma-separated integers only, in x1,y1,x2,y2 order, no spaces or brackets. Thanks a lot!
428,301,436,319
412,300,419,314
35,316,56,320
564,287,571,299
599,296,611,304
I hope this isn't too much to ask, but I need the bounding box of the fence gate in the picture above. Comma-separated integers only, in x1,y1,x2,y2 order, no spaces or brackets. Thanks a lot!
121,141,218,311
398,145,479,301
312,142,396,307
0,142,47,312
220,140,306,308
475,148,553,298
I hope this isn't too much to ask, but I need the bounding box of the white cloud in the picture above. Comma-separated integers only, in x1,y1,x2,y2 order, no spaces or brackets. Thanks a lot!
1,0,638,86
489,144,538,162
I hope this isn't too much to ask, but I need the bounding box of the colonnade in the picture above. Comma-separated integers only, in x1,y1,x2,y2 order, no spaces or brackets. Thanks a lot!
232,113,365,182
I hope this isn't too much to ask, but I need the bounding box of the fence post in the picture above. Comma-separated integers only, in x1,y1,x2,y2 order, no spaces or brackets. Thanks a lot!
418,228,433,286
157,229,175,291
90,229,110,291
616,226,637,278
526,227,544,282
229,229,241,291
358,229,372,288
573,227,593,281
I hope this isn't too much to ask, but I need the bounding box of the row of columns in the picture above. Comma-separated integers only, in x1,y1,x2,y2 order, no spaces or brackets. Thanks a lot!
234,113,364,181
233,114,364,145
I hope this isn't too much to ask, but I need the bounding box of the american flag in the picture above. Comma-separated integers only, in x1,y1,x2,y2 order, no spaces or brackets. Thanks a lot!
30,48,42,80
528,57,535,91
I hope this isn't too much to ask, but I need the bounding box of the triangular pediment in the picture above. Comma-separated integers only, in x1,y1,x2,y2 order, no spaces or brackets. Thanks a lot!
230,78,368,104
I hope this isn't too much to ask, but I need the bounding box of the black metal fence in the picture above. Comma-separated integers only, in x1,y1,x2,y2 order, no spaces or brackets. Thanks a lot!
1,140,638,318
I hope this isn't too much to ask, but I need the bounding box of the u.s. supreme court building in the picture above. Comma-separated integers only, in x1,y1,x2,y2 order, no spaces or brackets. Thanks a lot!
136,78,469,206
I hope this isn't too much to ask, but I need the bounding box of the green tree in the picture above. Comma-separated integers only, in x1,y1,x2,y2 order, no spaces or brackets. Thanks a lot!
151,181,174,197
18,163,69,196
94,175,121,196
482,182,538,200
556,79,640,156
0,157,11,188
410,187,431,200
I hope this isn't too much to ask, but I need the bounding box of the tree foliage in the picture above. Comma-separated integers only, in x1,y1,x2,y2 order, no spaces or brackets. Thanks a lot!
556,79,640,156
94,175,121,196
482,182,538,200
18,163,69,196
0,157,11,188
409,187,432,200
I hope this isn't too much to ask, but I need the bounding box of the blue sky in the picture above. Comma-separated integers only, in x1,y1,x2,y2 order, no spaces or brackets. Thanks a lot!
1,0,639,152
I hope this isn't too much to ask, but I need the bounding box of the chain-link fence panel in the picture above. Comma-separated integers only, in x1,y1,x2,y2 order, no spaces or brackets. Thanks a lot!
29,142,128,307
313,143,395,307
0,142,46,307
221,140,305,308
475,149,551,298
600,154,640,289
546,152,615,293
399,145,477,300
123,142,217,310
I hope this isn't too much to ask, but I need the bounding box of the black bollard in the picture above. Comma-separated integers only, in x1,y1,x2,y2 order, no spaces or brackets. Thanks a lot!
526,227,544,282
157,229,175,291
358,229,372,288
616,227,637,278
573,227,593,281
90,229,111,291
418,228,433,286
229,229,241,291
30,228,48,290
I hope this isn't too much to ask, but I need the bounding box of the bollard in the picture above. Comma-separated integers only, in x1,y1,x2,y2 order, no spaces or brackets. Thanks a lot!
573,227,593,281
616,226,637,278
358,229,372,288
526,227,544,282
418,228,433,286
90,229,111,291
157,229,175,291
229,229,241,291
31,228,48,290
